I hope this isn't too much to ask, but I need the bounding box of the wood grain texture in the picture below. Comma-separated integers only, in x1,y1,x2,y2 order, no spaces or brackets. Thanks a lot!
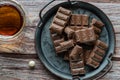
0,0,120,80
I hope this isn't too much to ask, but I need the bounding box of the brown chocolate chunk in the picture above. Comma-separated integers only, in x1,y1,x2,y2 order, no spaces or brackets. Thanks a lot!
75,29,83,43
55,46,67,54
91,25,101,34
56,12,69,21
69,45,83,61
90,52,103,62
71,68,86,75
53,38,64,47
53,18,67,26
70,14,82,26
96,40,108,50
70,60,84,69
50,23,64,34
92,18,104,28
81,15,89,26
93,46,105,57
58,7,72,15
75,27,96,43
64,27,74,39
60,40,74,49
87,58,100,68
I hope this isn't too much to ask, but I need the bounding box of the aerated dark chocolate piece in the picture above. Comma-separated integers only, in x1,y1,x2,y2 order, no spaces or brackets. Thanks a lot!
90,51,103,62
86,40,107,68
75,27,96,43
53,18,67,26
60,40,74,49
93,46,106,57
58,7,72,15
87,58,100,68
69,45,83,61
91,25,101,34
96,40,108,50
81,15,89,26
50,7,72,34
92,18,104,28
55,46,67,54
70,14,82,26
71,68,86,75
50,23,64,34
56,12,69,21
70,60,84,69
53,38,64,47
64,27,74,39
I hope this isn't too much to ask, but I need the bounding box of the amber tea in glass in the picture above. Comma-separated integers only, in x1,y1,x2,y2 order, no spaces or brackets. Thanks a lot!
0,0,25,41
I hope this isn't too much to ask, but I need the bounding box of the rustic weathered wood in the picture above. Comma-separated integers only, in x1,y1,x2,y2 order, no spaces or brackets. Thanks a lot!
0,0,120,80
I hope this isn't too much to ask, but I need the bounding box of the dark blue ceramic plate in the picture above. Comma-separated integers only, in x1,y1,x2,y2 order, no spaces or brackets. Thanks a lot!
35,1,115,80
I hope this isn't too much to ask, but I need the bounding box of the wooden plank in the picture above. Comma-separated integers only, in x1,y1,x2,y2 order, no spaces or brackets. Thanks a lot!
0,55,119,80
0,56,60,80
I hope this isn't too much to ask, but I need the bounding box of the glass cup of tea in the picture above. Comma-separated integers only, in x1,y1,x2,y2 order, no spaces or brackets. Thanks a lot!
0,0,25,42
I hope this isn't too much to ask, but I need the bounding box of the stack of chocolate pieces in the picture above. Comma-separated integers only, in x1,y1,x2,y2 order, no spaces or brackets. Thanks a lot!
69,45,85,75
49,7,108,77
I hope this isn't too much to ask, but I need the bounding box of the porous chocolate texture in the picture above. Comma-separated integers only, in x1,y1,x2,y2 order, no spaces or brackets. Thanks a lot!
70,14,82,26
75,27,96,43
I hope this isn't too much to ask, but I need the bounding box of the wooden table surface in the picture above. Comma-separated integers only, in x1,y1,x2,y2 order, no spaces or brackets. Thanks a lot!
0,0,120,80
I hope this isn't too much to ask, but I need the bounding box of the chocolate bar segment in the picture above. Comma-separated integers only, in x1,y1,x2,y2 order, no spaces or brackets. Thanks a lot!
56,12,69,21
81,15,89,26
50,23,64,34
91,25,101,34
93,46,105,57
86,40,108,68
96,40,108,50
75,27,96,43
60,40,74,49
87,58,100,68
70,14,82,26
55,46,67,54
90,51,103,62
69,45,83,61
71,68,85,75
64,27,74,39
92,18,104,28
53,38,64,47
58,7,72,15
53,18,67,26
70,60,84,69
